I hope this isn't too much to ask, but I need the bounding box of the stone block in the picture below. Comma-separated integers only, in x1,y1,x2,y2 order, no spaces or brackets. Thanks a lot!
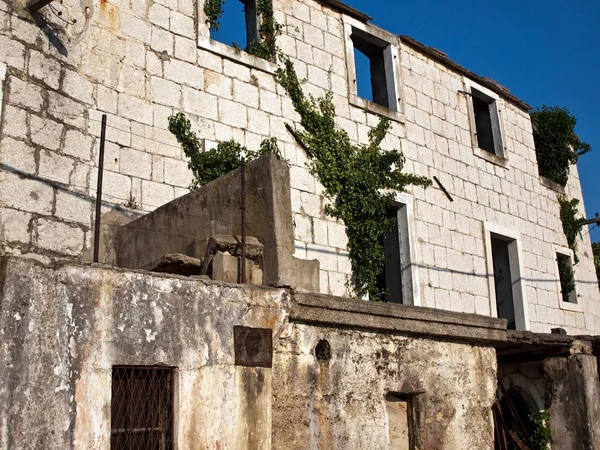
8,77,44,111
211,251,263,285
118,94,153,125
97,85,118,114
182,87,217,120
327,222,347,249
120,148,152,179
218,98,247,128
163,157,193,188
34,219,85,255
0,137,36,174
141,179,174,209
174,36,197,63
0,208,32,244
289,165,314,194
233,80,259,108
31,116,64,152
118,65,147,97
294,214,312,243
150,76,182,108
204,70,232,99
149,3,170,28
169,61,204,93
2,105,28,140
170,10,194,36
62,70,94,104
63,129,94,161
223,60,250,82
90,169,131,206
28,51,61,89
39,151,74,184
259,89,281,116
120,14,151,43
151,25,174,53
0,34,26,70
306,243,337,271
55,190,92,224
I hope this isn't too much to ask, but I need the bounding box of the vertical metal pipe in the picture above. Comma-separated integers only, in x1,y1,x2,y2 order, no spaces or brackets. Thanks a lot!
93,114,107,263
240,157,246,284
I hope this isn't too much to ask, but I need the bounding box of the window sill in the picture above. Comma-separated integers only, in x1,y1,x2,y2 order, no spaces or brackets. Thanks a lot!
559,301,581,312
473,146,509,169
197,36,276,74
540,176,565,194
349,95,405,124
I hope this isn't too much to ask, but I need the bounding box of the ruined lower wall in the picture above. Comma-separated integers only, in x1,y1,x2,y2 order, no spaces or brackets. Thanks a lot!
273,325,497,449
0,256,499,449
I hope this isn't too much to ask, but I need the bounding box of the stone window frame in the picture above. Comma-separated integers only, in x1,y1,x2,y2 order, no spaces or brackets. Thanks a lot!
197,0,276,74
553,245,581,311
391,192,420,306
0,62,6,125
342,17,405,123
464,78,509,168
483,221,530,331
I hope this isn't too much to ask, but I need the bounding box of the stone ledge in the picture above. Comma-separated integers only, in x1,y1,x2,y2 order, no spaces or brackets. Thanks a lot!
540,176,565,194
290,292,507,344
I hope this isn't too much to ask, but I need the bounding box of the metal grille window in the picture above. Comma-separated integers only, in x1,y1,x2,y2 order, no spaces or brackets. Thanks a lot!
111,367,175,450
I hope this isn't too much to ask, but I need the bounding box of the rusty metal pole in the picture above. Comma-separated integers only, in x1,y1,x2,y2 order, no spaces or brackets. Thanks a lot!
240,157,246,284
93,114,107,263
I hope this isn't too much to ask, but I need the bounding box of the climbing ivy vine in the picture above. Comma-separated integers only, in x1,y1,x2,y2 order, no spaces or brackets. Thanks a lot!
203,0,282,61
167,112,282,189
530,106,591,187
204,0,225,32
558,195,586,264
275,58,431,301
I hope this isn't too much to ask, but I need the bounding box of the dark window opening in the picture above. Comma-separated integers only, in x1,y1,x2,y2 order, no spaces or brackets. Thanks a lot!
491,234,516,329
351,28,395,110
376,207,403,303
111,366,174,450
211,0,259,51
472,89,503,156
557,253,576,303
386,393,413,450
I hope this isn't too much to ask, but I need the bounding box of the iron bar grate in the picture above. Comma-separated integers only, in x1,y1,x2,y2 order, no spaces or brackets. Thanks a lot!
111,366,174,450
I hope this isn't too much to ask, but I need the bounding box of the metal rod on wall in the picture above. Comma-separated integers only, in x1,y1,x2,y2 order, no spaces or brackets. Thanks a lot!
93,114,107,263
240,157,246,284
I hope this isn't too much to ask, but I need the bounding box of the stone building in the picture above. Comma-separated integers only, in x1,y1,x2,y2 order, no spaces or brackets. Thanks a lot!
1,0,600,448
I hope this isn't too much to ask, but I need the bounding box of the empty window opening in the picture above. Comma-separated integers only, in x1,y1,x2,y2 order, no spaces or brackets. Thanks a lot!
377,207,404,303
386,393,412,450
353,46,372,102
491,234,517,329
351,28,395,110
111,366,175,450
471,88,503,156
210,0,258,50
557,253,577,303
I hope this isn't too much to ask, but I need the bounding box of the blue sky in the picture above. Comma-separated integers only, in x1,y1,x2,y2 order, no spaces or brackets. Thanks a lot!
213,0,600,243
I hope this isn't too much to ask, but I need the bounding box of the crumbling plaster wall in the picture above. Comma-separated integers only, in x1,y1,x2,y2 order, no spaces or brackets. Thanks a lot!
0,0,598,333
0,255,499,449
0,256,289,449
272,324,497,450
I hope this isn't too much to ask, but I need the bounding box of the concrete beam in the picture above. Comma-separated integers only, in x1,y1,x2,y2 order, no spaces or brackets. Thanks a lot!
290,292,507,344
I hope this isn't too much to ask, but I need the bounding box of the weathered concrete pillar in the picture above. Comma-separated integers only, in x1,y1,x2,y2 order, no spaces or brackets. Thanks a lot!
544,342,600,449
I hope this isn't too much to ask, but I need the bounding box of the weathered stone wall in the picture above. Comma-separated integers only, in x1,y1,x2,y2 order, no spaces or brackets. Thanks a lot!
273,324,497,449
0,255,499,449
0,0,598,333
